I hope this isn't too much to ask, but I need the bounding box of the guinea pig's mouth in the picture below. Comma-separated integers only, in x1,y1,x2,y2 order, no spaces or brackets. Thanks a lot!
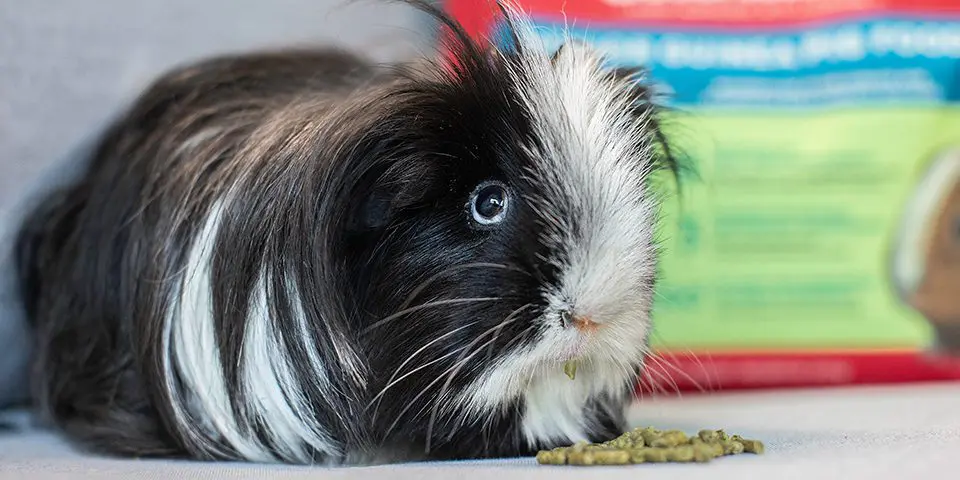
538,307,650,369
549,324,603,364
555,341,587,362
452,312,648,415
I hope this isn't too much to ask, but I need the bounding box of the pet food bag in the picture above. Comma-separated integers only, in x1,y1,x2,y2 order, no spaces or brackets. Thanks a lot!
446,0,960,392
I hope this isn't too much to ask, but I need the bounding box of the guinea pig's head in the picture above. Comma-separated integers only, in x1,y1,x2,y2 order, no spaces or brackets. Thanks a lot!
334,2,680,452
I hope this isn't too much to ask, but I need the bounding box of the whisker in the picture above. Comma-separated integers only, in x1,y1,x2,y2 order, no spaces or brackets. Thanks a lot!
469,322,540,440
369,349,463,426
649,331,716,393
362,297,501,334
649,350,711,394
484,303,535,364
426,303,534,453
382,314,525,443
420,334,505,453
675,346,717,392
645,355,683,398
366,320,479,419
397,263,529,312
637,356,666,399
379,342,477,442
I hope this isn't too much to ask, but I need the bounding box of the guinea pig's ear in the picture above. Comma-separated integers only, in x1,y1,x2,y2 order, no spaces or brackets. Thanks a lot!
347,159,437,232
353,187,393,231
607,64,685,193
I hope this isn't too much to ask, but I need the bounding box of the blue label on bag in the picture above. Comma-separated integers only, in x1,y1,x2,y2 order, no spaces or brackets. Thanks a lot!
496,18,960,108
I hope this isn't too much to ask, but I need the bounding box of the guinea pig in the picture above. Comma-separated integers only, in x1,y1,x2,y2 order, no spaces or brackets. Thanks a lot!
14,0,680,465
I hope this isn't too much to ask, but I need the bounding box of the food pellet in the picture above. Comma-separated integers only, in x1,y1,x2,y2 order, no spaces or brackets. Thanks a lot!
536,426,765,467
698,429,720,443
536,450,566,465
721,440,745,455
739,439,765,454
650,429,687,448
731,435,763,454
665,446,695,463
570,450,631,466
563,360,578,380
699,441,724,458
692,444,719,463
642,448,669,463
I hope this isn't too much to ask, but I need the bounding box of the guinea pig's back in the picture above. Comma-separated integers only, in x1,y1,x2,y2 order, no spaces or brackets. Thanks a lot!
19,48,378,324
90,48,378,165
14,48,379,458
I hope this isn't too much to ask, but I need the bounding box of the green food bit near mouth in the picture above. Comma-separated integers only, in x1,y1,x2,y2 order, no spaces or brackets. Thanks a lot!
563,359,578,380
536,426,765,466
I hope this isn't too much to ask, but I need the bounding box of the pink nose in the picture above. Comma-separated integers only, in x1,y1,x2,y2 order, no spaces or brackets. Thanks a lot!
561,309,599,333
571,315,599,333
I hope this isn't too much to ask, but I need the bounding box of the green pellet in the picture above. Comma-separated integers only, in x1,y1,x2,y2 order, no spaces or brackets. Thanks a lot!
604,437,629,449
536,450,566,465
567,449,629,466
721,440,745,455
563,360,578,380
665,446,695,463
650,429,688,448
589,450,631,465
613,429,645,448
703,441,724,458
566,450,590,465
693,444,720,463
535,425,765,467
643,448,669,463
739,439,765,454
639,427,661,446
698,429,720,443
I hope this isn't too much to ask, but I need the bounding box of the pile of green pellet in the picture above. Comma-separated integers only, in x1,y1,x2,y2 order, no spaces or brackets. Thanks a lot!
536,426,765,466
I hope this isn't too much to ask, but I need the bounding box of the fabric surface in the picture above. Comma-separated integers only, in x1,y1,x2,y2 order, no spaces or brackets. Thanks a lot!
0,0,437,409
2,382,959,479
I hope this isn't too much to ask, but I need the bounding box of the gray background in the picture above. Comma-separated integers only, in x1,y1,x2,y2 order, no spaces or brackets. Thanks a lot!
0,0,439,407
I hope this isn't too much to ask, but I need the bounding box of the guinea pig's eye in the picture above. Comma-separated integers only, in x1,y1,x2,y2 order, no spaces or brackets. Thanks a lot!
469,181,510,225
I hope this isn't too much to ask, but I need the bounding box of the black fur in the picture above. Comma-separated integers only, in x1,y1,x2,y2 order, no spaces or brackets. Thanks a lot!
15,0,678,464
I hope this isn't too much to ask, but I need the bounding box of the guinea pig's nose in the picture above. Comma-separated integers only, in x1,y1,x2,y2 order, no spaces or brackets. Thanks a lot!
559,309,599,333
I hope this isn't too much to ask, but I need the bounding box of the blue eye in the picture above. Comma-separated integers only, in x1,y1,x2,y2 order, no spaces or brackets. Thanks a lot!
470,181,509,225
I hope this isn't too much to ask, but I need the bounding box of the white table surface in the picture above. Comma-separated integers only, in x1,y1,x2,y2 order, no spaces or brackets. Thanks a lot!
2,382,959,479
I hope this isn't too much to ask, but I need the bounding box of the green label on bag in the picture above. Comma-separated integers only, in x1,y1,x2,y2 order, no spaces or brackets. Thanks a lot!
650,108,960,350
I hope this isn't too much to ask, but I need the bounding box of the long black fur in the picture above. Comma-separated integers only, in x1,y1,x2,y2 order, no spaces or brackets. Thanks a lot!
15,0,679,464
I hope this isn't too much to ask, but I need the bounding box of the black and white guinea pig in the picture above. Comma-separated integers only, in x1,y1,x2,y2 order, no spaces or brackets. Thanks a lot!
15,0,681,466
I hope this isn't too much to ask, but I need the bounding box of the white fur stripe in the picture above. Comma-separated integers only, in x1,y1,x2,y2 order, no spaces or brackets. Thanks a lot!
164,200,339,463
241,272,338,461
167,200,272,461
